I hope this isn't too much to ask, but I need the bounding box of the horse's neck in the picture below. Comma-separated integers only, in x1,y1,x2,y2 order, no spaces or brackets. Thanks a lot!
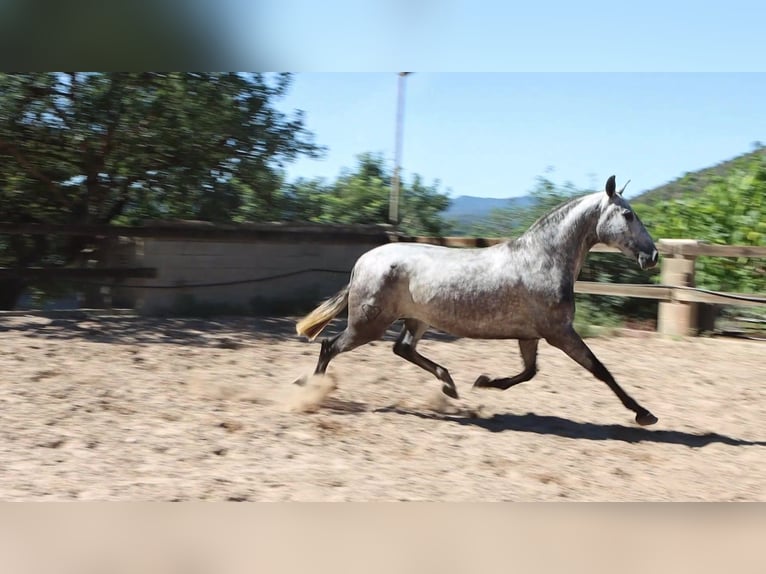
519,196,602,282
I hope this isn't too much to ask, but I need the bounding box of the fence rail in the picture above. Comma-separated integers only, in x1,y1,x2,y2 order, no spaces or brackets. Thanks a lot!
574,281,766,307
579,239,765,336
1,222,763,335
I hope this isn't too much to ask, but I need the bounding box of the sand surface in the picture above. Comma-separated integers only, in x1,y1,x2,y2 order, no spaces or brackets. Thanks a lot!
1,315,764,501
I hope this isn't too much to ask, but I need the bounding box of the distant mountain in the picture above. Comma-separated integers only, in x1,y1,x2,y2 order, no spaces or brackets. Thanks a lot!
445,195,534,220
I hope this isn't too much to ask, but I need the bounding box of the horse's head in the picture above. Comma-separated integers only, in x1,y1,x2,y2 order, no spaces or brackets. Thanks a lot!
596,176,658,270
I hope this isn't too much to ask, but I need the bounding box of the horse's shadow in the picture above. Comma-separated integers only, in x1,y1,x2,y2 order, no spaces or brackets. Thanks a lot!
373,406,766,448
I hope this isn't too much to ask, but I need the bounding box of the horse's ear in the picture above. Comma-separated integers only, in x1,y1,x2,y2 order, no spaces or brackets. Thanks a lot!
605,175,616,197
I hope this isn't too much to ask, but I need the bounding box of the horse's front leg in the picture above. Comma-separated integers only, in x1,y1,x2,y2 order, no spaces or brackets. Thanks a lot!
474,339,539,390
545,326,657,426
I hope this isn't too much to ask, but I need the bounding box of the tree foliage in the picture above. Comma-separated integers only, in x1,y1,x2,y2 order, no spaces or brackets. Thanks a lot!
640,153,766,293
633,143,765,205
282,153,452,236
0,72,322,306
0,72,321,228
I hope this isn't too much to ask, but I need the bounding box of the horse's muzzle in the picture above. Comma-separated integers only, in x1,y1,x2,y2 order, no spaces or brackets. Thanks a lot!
638,249,659,270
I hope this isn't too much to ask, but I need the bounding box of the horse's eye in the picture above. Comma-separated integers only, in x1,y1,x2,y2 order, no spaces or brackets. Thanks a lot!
622,208,634,222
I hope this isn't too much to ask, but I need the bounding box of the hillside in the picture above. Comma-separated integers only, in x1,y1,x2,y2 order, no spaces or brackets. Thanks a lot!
442,145,765,235
633,145,765,204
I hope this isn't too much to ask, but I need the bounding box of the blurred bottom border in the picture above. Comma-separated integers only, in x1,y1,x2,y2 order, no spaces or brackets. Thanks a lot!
1,502,763,574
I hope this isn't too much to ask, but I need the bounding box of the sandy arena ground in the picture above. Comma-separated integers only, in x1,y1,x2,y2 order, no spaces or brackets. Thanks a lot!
0,315,764,501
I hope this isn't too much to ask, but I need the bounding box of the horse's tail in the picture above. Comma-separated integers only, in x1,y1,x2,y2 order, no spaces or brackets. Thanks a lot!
296,285,350,341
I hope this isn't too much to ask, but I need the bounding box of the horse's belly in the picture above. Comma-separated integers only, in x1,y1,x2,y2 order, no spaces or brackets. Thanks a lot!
416,299,544,340
430,319,540,340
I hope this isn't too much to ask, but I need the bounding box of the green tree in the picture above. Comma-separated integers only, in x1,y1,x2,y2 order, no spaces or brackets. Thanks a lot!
320,153,392,225
0,72,321,306
400,173,451,235
282,153,452,235
640,154,766,293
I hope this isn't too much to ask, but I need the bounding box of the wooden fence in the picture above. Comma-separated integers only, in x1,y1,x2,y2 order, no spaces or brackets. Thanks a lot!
1,222,765,336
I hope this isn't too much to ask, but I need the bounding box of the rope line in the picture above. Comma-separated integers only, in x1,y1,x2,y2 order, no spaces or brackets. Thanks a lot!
587,282,766,304
47,268,351,290
11,268,766,304
608,283,766,304
670,285,766,304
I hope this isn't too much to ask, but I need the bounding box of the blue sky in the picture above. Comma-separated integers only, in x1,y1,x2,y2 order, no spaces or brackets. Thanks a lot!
276,73,765,199
247,1,766,71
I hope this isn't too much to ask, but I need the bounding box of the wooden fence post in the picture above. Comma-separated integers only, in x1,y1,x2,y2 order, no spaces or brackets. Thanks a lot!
657,239,701,336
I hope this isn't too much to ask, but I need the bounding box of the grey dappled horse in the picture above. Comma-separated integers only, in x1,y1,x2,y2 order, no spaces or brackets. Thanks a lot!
296,176,660,426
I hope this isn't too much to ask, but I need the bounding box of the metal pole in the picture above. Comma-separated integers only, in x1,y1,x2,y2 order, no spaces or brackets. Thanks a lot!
389,72,410,225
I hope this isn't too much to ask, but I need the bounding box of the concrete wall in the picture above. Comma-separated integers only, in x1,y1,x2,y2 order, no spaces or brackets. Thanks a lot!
110,224,391,315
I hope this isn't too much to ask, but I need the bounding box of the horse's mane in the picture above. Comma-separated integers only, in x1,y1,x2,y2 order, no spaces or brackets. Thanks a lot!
520,193,596,238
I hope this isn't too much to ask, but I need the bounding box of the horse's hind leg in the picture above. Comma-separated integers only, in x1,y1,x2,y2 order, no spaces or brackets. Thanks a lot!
392,319,459,399
313,332,343,376
545,326,657,426
474,339,539,390
294,315,392,385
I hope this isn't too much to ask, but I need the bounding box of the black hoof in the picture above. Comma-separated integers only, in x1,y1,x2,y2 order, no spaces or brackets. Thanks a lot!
473,375,491,388
442,383,459,400
635,411,658,426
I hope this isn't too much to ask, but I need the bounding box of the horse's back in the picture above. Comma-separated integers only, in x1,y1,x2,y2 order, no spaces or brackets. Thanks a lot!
350,242,514,327
354,242,501,285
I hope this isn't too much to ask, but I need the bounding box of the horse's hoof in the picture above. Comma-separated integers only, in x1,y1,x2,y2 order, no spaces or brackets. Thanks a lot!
473,375,491,388
635,411,658,426
293,374,308,387
442,384,459,400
